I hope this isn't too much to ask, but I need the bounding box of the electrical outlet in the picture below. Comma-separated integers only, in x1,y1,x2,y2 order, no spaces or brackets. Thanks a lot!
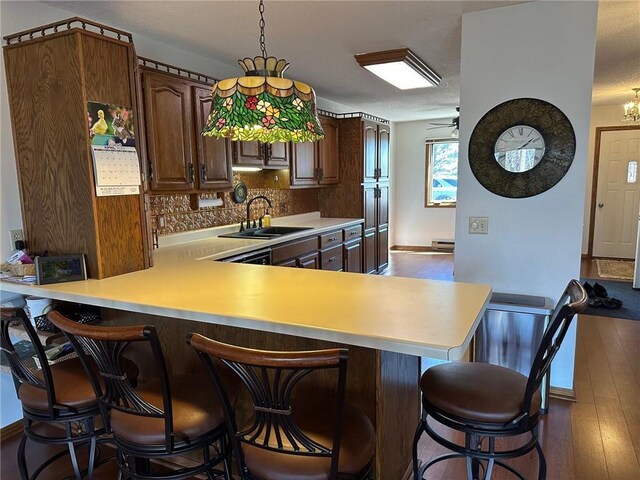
469,217,488,234
8,229,24,249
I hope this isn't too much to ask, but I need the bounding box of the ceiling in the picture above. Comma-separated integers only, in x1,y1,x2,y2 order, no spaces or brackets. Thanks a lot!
45,0,640,123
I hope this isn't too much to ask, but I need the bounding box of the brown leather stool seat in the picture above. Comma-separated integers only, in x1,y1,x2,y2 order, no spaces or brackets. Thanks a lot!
2,308,109,480
19,356,138,413
421,362,541,424
412,280,588,480
111,374,225,446
242,398,375,480
48,311,232,480
188,334,375,480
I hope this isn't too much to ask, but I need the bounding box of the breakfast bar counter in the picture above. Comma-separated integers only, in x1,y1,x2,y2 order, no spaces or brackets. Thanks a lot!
1,214,491,479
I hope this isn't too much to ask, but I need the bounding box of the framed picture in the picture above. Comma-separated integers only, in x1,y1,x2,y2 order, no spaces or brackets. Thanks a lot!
35,255,88,285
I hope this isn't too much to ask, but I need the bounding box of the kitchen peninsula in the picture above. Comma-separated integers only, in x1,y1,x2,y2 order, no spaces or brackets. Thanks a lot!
1,214,491,479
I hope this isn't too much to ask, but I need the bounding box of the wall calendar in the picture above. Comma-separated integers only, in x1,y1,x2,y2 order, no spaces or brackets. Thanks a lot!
87,101,141,196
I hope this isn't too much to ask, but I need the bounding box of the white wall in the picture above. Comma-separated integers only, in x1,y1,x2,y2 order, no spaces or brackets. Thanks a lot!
455,1,598,390
393,120,456,247
582,104,634,253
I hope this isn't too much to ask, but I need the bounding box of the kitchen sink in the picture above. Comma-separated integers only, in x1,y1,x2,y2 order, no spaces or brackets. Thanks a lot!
219,226,313,240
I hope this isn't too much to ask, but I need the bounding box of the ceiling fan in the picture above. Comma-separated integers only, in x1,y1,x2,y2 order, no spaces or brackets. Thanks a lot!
427,107,459,137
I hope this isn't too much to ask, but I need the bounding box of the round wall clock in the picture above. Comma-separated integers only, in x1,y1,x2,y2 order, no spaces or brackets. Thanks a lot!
232,181,248,203
468,98,576,198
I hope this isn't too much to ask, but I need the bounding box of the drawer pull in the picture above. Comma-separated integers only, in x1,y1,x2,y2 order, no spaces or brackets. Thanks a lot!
329,256,337,262
328,237,337,242
349,231,357,236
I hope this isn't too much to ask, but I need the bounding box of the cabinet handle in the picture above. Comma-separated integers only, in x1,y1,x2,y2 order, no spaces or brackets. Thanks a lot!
328,237,337,242
319,168,324,181
187,163,195,184
329,256,338,262
349,231,357,236
147,161,154,181
200,164,208,182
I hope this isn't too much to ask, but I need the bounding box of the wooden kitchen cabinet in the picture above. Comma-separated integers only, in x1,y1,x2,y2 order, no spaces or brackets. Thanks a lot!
3,22,149,278
363,120,389,183
344,239,363,273
290,115,339,187
233,141,290,169
267,223,363,272
142,70,194,191
193,86,233,190
318,115,390,274
141,68,232,192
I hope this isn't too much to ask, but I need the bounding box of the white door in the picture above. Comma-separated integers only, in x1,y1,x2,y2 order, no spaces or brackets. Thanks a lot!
593,129,640,258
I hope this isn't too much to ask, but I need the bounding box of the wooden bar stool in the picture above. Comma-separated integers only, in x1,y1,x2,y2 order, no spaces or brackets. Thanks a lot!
187,334,376,480
412,279,588,480
49,311,231,480
1,307,107,479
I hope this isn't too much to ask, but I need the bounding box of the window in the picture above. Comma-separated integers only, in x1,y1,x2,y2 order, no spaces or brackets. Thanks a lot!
425,140,459,206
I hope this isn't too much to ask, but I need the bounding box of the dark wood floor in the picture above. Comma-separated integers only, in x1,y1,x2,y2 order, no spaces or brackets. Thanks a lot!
2,253,638,479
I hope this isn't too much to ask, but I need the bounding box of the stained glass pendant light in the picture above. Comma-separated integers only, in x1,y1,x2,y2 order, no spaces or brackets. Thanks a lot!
202,0,324,143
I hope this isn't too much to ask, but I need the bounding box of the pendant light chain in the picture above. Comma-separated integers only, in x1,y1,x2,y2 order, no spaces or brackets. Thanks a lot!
259,0,268,59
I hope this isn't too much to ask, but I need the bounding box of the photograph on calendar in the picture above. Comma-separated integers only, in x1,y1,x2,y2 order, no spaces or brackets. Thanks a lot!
87,101,136,147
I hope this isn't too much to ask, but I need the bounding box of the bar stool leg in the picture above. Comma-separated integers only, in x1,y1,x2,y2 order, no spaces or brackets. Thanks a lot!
412,413,426,479
17,434,28,480
67,440,82,479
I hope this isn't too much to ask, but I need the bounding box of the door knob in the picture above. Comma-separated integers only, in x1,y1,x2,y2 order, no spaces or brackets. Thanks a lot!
597,203,604,208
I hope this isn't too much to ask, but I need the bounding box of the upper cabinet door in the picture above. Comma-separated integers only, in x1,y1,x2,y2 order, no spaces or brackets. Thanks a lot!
318,116,339,185
290,141,318,187
378,124,390,182
363,120,378,182
234,141,264,166
266,142,290,168
193,86,232,190
143,71,193,191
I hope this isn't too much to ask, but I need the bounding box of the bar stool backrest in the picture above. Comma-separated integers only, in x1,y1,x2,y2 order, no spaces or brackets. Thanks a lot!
0,308,58,416
522,279,588,417
49,311,175,451
188,333,348,480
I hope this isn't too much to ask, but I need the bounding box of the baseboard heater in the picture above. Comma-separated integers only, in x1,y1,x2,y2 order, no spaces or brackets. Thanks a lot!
431,240,455,251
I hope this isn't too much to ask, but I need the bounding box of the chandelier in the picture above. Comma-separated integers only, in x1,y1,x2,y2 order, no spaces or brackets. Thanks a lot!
623,88,640,123
202,0,324,143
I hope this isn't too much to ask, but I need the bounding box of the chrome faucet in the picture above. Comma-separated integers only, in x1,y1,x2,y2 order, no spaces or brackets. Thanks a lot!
245,195,272,230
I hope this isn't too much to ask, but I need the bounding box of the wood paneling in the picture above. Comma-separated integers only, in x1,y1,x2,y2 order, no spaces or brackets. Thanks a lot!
3,31,147,278
376,351,420,479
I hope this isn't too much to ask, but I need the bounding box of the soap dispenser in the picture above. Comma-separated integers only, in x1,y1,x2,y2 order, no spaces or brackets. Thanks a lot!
263,209,272,227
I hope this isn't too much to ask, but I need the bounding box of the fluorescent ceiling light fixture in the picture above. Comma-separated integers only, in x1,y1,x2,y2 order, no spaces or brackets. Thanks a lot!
355,48,441,90
232,166,263,172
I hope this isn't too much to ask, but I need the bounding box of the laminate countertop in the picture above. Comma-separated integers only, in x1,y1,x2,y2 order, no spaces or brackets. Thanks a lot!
0,213,491,360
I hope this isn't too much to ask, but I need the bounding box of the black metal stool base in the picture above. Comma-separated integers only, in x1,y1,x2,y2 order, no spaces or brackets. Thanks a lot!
416,452,533,480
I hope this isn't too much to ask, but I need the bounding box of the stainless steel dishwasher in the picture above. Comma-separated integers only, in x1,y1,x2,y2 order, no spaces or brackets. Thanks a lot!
474,293,554,413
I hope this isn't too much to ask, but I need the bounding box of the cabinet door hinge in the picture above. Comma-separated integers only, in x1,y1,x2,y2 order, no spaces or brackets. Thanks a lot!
147,161,154,181
200,163,208,183
188,163,195,184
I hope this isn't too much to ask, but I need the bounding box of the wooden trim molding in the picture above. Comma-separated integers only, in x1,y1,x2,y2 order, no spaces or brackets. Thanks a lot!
587,125,640,257
3,17,132,46
550,386,576,402
391,245,434,252
0,420,23,443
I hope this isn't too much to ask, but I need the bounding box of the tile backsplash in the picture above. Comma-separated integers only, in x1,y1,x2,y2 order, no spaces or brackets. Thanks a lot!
150,170,318,236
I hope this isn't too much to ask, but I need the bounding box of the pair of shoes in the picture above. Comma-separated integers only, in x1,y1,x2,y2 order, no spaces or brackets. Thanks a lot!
583,281,623,309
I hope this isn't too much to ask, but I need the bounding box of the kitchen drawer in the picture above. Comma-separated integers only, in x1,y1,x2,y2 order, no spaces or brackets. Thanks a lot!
343,224,362,242
320,229,342,250
272,236,319,264
321,245,343,271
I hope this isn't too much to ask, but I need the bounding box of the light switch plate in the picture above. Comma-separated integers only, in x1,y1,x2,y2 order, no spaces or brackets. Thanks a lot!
469,217,488,234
